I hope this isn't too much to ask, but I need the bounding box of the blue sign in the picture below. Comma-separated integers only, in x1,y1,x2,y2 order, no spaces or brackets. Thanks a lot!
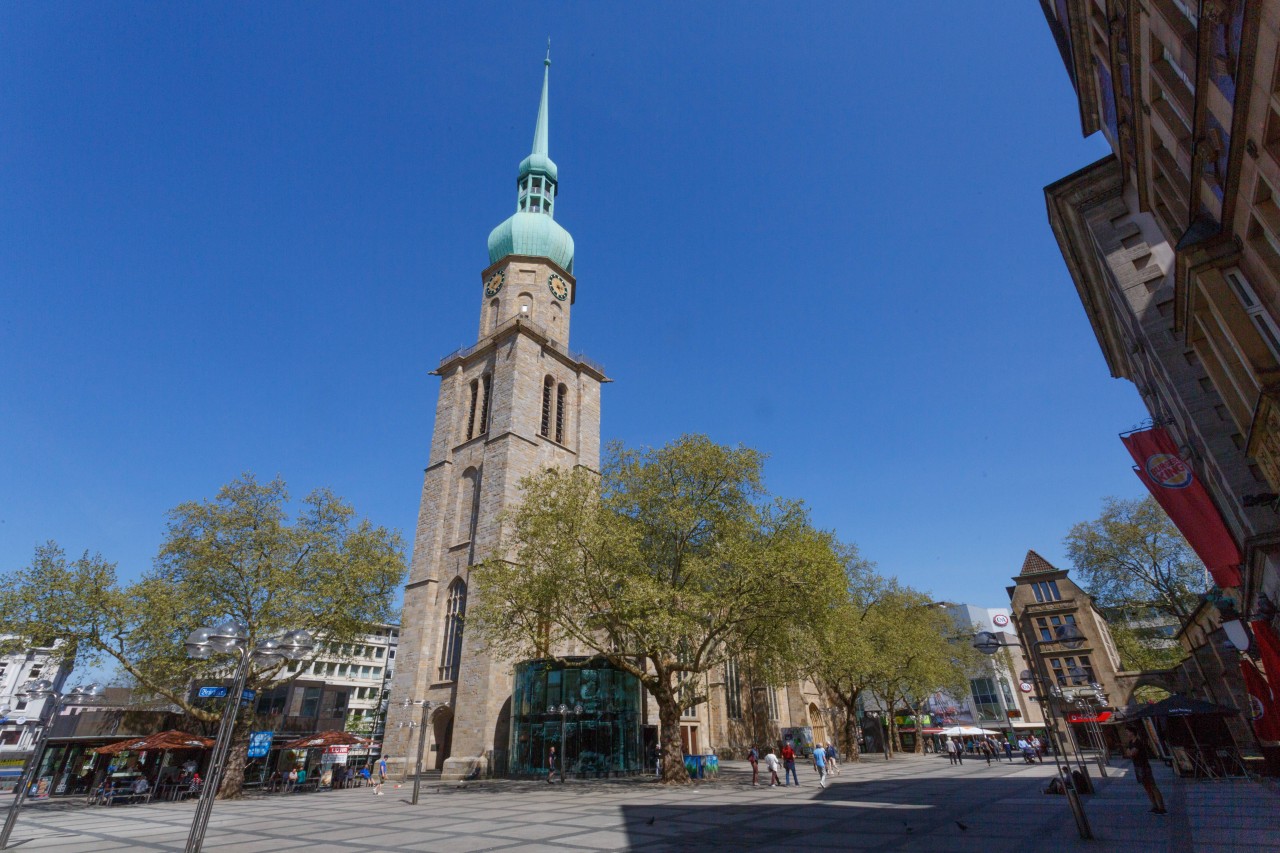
247,731,273,759
198,686,228,699
240,689,256,702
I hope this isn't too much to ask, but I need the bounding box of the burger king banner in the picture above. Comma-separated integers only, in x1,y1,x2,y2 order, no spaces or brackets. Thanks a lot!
1120,428,1242,588
1239,657,1280,744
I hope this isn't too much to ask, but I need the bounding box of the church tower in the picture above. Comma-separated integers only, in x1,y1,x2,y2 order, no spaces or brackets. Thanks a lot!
384,53,606,781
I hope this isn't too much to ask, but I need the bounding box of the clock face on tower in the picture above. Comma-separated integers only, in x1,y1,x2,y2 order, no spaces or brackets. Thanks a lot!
484,271,505,298
547,273,569,302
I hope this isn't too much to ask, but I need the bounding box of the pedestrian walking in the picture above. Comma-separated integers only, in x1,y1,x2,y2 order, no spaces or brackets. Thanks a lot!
547,746,558,784
764,747,782,787
747,745,760,786
982,739,993,765
1003,738,1014,763
812,742,829,788
944,737,957,765
781,742,799,786
826,743,839,776
1031,735,1044,763
1124,727,1167,815
374,756,387,795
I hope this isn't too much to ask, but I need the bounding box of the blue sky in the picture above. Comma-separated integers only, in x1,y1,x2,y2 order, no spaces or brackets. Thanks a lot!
1,2,1128,610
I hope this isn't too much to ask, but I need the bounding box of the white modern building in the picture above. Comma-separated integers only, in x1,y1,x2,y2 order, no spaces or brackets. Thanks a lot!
0,638,72,759
930,604,1046,733
280,624,398,737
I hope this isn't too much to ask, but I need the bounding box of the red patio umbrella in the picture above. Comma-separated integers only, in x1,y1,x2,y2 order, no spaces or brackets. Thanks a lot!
95,730,215,755
279,730,371,750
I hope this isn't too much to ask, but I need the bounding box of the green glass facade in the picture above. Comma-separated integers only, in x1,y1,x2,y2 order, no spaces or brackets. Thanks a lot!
508,657,643,778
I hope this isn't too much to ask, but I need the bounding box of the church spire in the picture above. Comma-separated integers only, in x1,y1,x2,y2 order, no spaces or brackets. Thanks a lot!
531,43,550,160
488,51,574,273
517,48,558,200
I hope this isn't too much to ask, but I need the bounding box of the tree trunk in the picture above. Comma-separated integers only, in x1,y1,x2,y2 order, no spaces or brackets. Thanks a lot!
843,714,860,763
655,691,690,784
217,713,254,799
889,716,900,756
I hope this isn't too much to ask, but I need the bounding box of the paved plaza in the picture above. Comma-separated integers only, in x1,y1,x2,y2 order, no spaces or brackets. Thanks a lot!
4,756,1277,852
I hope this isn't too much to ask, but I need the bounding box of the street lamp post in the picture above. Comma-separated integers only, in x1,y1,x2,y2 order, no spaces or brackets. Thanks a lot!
396,698,443,804
547,704,582,782
0,681,104,850
183,622,313,853
1063,667,1108,778
974,629,1092,840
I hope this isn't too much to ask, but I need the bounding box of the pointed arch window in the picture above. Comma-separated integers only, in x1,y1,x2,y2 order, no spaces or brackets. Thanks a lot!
555,383,567,444
438,578,468,681
466,374,493,440
541,376,554,437
479,373,492,435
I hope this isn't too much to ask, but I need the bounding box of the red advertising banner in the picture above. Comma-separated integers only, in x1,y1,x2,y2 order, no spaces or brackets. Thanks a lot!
1253,620,1280,697
1120,428,1242,588
1239,657,1280,744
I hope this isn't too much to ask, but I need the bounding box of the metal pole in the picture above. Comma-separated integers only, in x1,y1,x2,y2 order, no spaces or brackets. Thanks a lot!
411,702,429,805
559,710,567,783
0,694,62,850
185,646,251,853
1028,643,1092,839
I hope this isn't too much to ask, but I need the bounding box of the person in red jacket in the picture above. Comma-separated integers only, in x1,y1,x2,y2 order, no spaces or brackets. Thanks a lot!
780,742,799,786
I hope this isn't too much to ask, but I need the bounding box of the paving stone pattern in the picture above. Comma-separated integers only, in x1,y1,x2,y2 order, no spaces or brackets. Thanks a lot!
5,756,1277,851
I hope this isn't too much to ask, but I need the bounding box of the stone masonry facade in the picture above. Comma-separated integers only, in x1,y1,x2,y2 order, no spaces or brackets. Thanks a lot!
384,255,605,781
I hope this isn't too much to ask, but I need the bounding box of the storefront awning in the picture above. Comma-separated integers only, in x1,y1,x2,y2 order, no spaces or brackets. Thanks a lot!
1066,711,1112,724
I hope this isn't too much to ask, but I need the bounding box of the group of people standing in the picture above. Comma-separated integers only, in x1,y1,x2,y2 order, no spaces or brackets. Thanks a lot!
747,741,839,789
940,734,1044,766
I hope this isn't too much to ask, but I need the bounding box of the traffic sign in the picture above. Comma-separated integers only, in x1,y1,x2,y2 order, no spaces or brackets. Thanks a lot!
198,686,228,699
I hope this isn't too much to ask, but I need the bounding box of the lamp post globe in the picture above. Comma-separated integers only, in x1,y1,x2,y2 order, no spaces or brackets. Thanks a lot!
1054,623,1085,649
972,631,1002,655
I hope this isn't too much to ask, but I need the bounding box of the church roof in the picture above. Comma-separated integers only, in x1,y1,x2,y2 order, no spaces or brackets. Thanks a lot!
1018,550,1060,576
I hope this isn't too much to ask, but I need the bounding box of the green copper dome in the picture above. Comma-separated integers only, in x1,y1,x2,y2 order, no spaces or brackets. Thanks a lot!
487,52,574,273
487,212,574,272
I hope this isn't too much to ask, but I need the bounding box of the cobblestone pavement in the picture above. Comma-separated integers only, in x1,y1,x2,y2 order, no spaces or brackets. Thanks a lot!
3,755,1276,851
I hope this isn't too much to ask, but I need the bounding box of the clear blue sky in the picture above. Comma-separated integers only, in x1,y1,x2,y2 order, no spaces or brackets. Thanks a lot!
2,2,1129,610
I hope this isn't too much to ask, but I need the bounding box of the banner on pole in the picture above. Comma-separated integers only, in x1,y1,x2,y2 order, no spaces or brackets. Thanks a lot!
1120,428,1242,588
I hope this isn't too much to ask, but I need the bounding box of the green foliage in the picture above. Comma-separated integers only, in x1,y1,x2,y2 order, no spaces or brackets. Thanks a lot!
1108,622,1184,671
0,474,406,797
1064,496,1204,622
470,435,847,783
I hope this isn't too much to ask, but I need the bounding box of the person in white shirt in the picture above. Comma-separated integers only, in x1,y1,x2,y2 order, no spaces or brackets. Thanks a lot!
763,747,782,787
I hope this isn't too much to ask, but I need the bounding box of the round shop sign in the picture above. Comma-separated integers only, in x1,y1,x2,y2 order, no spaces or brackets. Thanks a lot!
1019,682,1034,694
992,614,1009,628
1144,453,1193,489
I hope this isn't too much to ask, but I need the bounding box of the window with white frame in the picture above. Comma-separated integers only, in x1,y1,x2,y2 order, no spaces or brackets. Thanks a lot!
1223,267,1280,361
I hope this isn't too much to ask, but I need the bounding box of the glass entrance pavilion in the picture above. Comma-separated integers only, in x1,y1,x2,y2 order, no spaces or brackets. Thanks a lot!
508,657,644,778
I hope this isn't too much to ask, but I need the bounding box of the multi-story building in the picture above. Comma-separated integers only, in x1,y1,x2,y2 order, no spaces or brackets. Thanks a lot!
1008,551,1137,749
932,603,1047,735
1039,1,1280,666
0,639,72,761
